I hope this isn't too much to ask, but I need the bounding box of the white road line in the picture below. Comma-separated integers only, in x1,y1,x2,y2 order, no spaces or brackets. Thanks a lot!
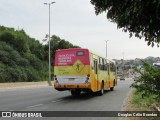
51,99,63,103
26,99,63,109
9,110,14,111
26,104,43,108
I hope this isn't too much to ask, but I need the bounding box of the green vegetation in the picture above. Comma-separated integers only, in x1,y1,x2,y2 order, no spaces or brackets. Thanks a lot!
91,0,160,47
130,60,160,116
0,26,79,83
131,61,160,102
126,90,160,120
132,90,159,111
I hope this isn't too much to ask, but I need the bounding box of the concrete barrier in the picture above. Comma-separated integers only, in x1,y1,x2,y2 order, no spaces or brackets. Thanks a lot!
0,81,49,90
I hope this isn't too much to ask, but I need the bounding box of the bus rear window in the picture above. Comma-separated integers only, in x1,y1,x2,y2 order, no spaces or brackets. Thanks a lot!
76,51,84,56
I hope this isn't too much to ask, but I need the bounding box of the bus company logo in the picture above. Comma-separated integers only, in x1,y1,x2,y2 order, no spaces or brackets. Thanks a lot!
2,112,11,117
72,60,84,72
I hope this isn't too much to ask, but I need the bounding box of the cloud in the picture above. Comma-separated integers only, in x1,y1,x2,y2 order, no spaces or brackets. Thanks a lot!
0,0,160,59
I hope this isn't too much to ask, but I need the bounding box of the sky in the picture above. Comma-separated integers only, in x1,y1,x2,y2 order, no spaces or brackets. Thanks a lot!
0,0,160,60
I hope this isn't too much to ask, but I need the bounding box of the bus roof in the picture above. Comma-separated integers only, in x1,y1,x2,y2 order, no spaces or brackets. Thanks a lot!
89,51,115,64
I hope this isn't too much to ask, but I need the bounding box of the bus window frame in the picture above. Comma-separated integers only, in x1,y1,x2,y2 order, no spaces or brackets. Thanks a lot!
104,59,107,70
90,53,94,70
93,59,98,74
98,57,106,70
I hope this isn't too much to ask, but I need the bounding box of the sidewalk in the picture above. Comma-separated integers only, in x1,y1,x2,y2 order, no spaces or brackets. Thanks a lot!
0,81,49,91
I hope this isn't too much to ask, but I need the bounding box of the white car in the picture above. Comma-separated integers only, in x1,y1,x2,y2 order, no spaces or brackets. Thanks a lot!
133,76,140,81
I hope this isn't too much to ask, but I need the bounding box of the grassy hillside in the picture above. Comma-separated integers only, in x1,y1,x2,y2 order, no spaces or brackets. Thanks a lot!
0,26,79,83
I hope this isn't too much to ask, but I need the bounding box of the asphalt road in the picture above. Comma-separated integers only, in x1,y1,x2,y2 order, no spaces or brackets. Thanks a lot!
0,78,133,120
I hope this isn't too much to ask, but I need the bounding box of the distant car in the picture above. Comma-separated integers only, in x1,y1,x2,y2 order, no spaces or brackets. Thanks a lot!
120,76,125,80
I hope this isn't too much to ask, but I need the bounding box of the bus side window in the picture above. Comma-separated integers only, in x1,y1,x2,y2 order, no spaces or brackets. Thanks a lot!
94,60,98,74
90,53,94,69
110,63,116,72
98,57,104,70
104,60,107,70
102,58,105,70
107,63,110,75
98,58,101,70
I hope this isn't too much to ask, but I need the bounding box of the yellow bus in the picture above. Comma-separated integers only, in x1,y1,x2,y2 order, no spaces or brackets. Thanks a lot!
53,48,117,96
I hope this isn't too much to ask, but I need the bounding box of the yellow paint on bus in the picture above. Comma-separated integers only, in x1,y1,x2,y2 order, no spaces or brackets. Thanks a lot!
53,48,117,96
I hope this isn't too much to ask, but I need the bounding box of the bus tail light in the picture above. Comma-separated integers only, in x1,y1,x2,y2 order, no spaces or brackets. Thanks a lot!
85,74,90,83
54,75,57,80
54,75,58,83
87,74,90,77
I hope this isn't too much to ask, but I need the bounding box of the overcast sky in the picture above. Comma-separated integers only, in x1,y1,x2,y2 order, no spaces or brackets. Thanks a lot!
0,0,160,60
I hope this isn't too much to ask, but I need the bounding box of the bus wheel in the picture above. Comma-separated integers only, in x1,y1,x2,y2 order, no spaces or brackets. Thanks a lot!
110,87,114,91
98,82,104,96
71,89,81,96
110,80,115,91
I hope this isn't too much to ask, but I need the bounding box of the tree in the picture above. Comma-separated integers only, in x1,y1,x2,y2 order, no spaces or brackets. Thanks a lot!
0,26,48,82
44,35,80,65
91,0,160,47
131,61,160,102
0,26,80,83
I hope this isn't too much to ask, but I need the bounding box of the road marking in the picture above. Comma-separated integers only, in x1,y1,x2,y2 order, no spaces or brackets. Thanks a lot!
26,104,43,108
51,99,63,103
26,99,63,109
9,110,14,111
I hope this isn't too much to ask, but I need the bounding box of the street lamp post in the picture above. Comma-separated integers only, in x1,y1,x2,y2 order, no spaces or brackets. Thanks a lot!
44,2,55,86
122,52,124,75
105,40,109,58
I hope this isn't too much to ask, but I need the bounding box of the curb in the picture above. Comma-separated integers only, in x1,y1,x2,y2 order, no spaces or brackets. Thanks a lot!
0,81,49,91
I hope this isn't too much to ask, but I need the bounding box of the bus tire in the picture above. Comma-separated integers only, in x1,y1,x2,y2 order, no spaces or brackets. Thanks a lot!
98,82,104,96
71,89,81,96
110,87,114,91
110,80,115,91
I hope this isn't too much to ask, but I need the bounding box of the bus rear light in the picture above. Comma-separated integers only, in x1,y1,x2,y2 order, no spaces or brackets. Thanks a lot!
85,80,88,83
87,74,90,77
85,74,90,83
86,74,90,80
54,75,57,81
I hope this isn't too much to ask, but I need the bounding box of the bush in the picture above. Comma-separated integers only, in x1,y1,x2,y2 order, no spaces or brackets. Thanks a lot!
25,67,40,82
131,60,160,102
23,53,43,70
0,26,79,83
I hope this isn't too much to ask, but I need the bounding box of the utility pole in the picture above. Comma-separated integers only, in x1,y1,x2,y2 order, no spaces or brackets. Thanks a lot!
122,52,124,76
105,40,109,58
44,2,56,86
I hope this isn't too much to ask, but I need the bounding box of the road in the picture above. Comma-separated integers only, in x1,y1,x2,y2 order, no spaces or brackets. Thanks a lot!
0,78,133,120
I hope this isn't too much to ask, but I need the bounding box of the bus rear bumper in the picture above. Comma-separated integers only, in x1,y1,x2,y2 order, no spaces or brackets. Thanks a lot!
54,83,91,89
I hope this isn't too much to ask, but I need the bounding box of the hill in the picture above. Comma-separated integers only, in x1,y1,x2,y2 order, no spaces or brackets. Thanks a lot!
0,26,79,83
